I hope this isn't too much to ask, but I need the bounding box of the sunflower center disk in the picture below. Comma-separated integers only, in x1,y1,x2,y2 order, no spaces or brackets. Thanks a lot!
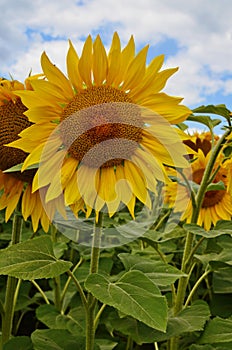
60,86,143,168
193,168,226,207
0,99,35,182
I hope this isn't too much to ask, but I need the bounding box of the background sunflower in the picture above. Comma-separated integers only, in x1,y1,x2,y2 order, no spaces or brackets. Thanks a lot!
0,77,65,232
165,131,232,230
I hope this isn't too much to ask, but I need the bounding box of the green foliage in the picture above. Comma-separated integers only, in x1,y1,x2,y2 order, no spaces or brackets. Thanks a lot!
85,270,168,331
199,317,232,344
1,103,232,349
0,236,72,280
3,336,33,350
31,329,90,350
105,300,210,344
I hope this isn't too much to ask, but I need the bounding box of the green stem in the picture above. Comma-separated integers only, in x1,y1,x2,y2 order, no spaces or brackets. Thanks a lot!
86,212,103,350
94,304,106,329
31,280,50,305
60,257,84,312
170,129,231,350
50,224,62,311
125,336,133,350
67,270,87,308
154,342,159,350
184,269,211,308
53,276,62,311
1,210,22,348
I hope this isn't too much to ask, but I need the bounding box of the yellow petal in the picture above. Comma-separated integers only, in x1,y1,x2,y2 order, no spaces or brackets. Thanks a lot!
31,193,43,231
106,32,121,85
24,106,61,124
19,122,55,141
124,161,151,207
152,68,179,93
129,54,165,99
115,165,133,205
114,35,135,86
64,171,82,205
40,210,50,233
6,138,39,153
93,35,108,86
67,40,83,91
31,79,70,102
41,52,73,98
77,165,99,209
143,102,191,124
22,185,35,220
131,153,158,192
32,150,67,191
15,90,54,109
78,35,93,87
45,157,78,201
126,195,136,219
5,182,24,221
122,45,148,90
21,137,61,171
101,167,117,202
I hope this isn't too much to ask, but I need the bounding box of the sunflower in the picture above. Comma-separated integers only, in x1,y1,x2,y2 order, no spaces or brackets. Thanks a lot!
165,132,232,230
0,77,66,232
8,33,191,219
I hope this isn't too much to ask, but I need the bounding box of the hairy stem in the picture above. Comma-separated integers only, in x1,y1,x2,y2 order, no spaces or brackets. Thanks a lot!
1,210,22,348
86,212,103,350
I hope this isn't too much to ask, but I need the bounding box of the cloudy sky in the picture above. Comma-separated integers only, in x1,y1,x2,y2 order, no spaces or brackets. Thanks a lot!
1,0,232,117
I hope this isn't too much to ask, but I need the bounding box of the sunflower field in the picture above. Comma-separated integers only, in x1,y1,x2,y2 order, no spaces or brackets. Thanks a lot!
0,33,232,350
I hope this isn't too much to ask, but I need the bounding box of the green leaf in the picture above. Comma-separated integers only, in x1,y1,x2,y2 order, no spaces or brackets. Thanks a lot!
141,226,186,244
95,339,118,350
85,270,168,331
3,336,33,350
206,181,226,191
118,253,185,286
184,224,230,238
151,300,211,342
192,104,231,118
200,317,232,344
36,304,85,336
189,345,215,350
109,301,210,343
31,330,86,350
187,115,221,130
213,267,232,293
74,257,114,283
3,162,39,172
0,236,72,280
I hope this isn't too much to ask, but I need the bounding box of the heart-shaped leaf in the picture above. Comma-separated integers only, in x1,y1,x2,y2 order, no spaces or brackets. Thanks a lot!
85,270,168,331
0,236,72,280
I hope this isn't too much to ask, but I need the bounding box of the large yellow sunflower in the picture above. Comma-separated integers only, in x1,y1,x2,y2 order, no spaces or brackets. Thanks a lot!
0,78,66,232
9,33,191,219
165,132,232,230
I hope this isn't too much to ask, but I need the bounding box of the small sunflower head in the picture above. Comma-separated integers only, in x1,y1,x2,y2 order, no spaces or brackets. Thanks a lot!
0,78,36,182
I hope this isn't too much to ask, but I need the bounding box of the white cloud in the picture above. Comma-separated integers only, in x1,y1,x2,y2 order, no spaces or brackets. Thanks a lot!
1,0,232,108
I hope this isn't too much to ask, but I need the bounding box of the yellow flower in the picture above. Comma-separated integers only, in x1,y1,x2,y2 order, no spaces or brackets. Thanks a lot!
165,132,232,230
183,131,219,157
9,33,191,219
0,78,65,231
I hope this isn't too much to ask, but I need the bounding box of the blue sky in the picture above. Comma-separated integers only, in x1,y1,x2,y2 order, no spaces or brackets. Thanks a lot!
1,0,232,132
